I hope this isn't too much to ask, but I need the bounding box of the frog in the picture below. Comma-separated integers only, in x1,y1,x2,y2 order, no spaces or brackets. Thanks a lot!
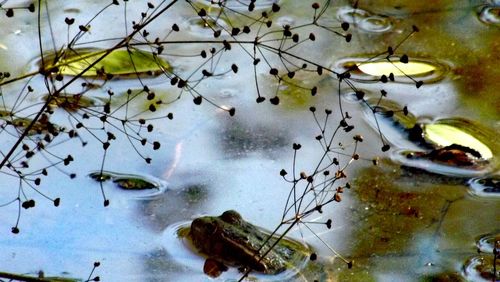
405,143,488,169
189,210,310,276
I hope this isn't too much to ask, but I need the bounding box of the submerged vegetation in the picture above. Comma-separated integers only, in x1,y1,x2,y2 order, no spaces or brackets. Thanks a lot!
0,0,498,281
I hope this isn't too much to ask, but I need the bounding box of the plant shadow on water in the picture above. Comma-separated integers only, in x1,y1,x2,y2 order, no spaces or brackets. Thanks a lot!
0,0,499,281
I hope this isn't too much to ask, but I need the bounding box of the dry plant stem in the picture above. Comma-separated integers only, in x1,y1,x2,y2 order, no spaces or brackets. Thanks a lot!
0,0,179,171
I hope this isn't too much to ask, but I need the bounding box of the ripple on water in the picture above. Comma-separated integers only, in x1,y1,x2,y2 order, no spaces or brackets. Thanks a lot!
194,0,279,11
333,57,450,84
468,175,500,198
476,232,500,253
336,6,392,33
478,5,500,27
162,221,311,280
463,256,500,282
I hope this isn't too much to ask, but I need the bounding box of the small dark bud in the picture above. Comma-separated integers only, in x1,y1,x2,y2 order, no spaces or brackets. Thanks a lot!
198,8,207,17
269,96,279,105
310,253,317,261
341,22,349,31
193,96,202,105
272,3,280,12
311,86,317,96
400,54,409,63
153,142,160,150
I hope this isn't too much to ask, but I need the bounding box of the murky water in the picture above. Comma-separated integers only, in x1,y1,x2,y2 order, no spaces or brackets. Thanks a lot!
0,1,498,281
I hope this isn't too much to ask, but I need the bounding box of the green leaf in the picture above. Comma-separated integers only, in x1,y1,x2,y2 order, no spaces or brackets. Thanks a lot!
52,48,172,78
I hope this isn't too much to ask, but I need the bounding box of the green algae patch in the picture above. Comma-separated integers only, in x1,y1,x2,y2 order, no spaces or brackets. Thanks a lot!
46,48,172,78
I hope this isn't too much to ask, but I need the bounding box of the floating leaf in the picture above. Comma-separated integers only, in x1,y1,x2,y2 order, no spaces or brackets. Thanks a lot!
357,61,436,77
113,177,157,190
335,57,449,84
423,123,493,159
47,48,172,78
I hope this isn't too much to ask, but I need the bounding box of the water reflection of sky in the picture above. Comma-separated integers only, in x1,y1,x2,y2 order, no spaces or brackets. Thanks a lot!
0,0,499,281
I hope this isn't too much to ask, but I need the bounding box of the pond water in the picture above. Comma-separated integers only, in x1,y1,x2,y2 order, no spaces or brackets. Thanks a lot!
0,0,498,281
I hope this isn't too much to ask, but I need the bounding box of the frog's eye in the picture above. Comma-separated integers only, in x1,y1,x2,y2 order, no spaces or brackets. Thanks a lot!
220,210,242,224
